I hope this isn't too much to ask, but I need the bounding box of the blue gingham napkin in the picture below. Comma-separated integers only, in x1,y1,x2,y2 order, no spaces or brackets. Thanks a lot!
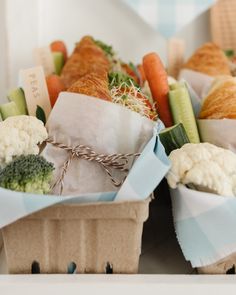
0,123,170,229
123,0,216,38
170,185,236,268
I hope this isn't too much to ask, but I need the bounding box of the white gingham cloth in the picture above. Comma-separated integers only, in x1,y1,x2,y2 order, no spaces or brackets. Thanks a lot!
123,0,216,38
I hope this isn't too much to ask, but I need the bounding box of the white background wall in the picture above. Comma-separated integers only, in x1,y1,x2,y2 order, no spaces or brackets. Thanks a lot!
0,0,211,102
0,0,8,99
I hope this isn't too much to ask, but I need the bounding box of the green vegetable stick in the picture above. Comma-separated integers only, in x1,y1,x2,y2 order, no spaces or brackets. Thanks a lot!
159,123,190,155
169,81,185,91
169,86,200,143
52,51,64,75
0,101,21,120
7,87,28,115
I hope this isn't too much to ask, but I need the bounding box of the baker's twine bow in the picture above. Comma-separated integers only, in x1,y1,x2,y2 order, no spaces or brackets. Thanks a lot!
46,138,140,195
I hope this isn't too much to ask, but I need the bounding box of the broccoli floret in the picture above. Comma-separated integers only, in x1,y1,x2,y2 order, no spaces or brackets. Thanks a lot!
0,155,54,194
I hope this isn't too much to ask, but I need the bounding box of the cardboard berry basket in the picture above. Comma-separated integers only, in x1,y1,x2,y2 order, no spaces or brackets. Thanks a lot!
198,253,236,274
2,197,151,274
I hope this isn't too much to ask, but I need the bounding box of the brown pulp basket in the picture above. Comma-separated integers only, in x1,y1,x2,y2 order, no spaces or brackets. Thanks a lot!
198,253,236,274
2,198,151,274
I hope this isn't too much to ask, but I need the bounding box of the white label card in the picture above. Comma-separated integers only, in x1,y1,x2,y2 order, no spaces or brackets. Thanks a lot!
33,46,55,76
19,66,51,120
167,38,185,79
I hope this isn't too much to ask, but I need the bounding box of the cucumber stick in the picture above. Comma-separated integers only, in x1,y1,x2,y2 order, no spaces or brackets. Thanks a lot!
169,81,185,91
0,101,21,120
159,123,190,155
53,52,64,75
7,87,28,115
169,86,200,143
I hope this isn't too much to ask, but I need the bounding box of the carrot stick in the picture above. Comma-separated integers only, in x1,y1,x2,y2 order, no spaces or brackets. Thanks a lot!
143,52,173,127
46,75,66,107
50,40,68,62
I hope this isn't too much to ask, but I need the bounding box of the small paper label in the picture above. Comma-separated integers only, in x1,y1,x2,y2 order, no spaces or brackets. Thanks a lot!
19,66,51,120
167,38,185,79
33,46,55,76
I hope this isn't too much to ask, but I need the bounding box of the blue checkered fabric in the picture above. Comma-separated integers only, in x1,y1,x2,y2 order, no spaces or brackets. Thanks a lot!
123,0,216,38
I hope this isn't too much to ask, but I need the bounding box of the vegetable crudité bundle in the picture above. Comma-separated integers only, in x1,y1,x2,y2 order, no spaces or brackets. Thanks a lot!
166,42,236,197
0,36,194,195
2,37,235,198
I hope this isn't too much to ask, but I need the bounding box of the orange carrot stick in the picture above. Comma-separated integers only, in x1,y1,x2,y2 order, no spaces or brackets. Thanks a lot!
143,52,173,127
46,74,66,107
50,40,68,62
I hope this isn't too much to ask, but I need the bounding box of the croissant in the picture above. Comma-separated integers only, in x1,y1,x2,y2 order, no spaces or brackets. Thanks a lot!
199,77,236,119
67,72,112,101
61,36,110,89
61,36,154,117
183,43,231,77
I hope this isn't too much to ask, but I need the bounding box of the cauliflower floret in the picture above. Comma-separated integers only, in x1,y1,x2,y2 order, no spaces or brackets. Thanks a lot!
167,150,194,188
167,143,236,197
0,116,48,166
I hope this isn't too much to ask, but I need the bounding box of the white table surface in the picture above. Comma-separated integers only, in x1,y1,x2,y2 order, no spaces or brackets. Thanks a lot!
1,274,236,295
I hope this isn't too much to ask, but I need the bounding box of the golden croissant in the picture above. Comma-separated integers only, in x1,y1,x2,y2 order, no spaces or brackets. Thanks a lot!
61,36,110,89
199,77,236,119
67,72,112,101
183,43,231,77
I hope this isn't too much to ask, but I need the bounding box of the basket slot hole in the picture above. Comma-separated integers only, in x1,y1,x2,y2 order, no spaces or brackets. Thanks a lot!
68,262,77,274
105,262,113,274
226,265,235,274
31,261,40,274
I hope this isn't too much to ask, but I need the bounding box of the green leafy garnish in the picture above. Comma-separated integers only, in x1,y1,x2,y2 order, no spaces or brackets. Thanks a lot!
225,49,235,58
108,72,139,88
129,62,138,76
94,39,114,57
36,105,46,125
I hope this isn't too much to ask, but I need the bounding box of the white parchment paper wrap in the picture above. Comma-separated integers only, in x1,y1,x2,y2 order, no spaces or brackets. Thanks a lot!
179,69,213,98
43,92,155,195
198,119,236,153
